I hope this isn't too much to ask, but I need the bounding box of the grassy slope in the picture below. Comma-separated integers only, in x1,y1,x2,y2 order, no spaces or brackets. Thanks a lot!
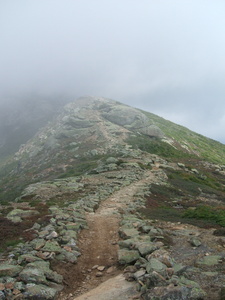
142,110,225,164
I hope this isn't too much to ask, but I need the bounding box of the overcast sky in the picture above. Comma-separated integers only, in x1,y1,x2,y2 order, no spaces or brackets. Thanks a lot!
1,1,225,143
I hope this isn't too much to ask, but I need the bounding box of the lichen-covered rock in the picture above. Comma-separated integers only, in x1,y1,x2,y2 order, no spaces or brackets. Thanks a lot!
19,268,47,284
6,209,39,223
119,228,139,239
197,255,222,266
41,241,62,253
146,258,167,275
24,283,61,299
189,237,201,247
0,264,22,277
118,249,140,265
136,242,158,256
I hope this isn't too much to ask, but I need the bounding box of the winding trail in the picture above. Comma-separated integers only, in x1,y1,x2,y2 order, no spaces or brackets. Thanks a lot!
56,170,160,299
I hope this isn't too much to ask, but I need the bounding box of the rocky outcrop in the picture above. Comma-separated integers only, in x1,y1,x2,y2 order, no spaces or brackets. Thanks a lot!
117,211,225,299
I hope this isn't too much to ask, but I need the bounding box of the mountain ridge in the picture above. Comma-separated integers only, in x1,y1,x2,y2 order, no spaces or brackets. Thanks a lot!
0,96,225,299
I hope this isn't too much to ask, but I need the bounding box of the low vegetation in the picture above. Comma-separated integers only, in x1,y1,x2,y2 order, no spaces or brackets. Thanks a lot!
183,205,225,227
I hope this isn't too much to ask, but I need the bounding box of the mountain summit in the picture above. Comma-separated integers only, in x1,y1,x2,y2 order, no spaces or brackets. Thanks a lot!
0,97,225,299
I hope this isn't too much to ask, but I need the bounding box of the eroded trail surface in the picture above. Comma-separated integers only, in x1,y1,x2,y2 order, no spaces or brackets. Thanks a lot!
56,170,157,299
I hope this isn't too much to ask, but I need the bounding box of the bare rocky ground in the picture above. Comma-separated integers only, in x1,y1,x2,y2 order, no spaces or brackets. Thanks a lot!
54,168,225,300
55,170,158,300
0,155,225,299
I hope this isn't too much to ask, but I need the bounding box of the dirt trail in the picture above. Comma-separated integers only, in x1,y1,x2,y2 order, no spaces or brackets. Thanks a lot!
56,170,157,299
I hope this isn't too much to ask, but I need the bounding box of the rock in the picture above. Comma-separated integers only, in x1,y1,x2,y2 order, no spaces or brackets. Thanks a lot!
7,209,39,223
24,283,60,299
173,263,186,275
145,285,191,300
118,238,136,249
106,266,116,274
36,252,55,260
197,255,222,266
146,258,167,275
119,228,139,239
133,269,146,280
60,230,77,243
97,266,105,271
179,276,200,288
0,264,22,277
41,241,62,253
55,249,80,263
18,254,43,264
21,261,63,284
46,231,58,240
190,287,207,299
38,230,49,238
19,268,47,284
191,168,199,174
189,237,201,247
106,157,118,164
136,242,158,256
213,228,225,236
177,163,185,168
118,249,140,265
32,239,46,250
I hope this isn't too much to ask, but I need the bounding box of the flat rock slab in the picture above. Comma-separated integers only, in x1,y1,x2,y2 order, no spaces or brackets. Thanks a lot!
73,274,137,300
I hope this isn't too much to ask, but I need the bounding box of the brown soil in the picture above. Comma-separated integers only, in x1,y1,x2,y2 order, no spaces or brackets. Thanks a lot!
54,214,121,299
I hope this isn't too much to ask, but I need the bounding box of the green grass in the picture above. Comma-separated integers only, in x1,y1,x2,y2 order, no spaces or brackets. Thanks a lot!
127,135,193,160
167,169,225,196
141,110,225,164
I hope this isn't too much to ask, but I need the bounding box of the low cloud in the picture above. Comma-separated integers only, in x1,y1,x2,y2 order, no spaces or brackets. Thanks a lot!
0,0,225,143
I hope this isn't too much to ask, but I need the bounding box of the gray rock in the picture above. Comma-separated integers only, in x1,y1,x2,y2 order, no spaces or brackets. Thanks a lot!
119,228,139,239
118,249,140,265
24,283,60,299
133,269,146,280
17,254,43,264
46,231,58,240
146,258,167,275
197,255,222,266
41,241,62,253
118,239,136,249
7,209,39,223
0,264,22,277
189,237,201,247
190,287,207,299
136,242,158,256
19,268,47,284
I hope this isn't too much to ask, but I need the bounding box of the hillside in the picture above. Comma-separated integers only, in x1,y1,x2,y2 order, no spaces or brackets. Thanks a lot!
0,96,225,299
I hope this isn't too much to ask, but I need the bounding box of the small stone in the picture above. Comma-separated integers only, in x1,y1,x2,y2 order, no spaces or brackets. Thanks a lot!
134,269,146,280
46,231,58,240
5,282,14,289
92,265,98,269
13,289,21,295
95,272,103,277
106,266,116,274
97,266,105,271
63,246,73,252
190,237,201,247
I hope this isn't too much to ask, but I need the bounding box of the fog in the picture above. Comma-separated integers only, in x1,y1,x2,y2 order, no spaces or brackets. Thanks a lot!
1,0,225,143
